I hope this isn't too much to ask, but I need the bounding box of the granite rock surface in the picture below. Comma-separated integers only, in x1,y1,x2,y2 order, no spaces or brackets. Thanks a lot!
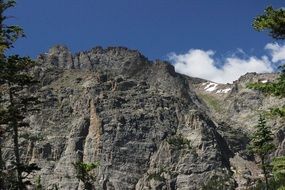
3,45,285,190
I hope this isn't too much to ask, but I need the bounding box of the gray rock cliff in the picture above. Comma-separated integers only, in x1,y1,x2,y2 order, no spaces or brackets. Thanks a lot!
2,45,285,189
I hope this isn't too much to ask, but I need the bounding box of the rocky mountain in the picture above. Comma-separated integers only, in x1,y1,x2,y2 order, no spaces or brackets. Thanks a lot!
2,45,284,189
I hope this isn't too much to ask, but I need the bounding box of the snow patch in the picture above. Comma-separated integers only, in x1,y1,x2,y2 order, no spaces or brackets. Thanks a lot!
222,88,232,93
203,82,231,93
204,82,218,92
216,88,231,94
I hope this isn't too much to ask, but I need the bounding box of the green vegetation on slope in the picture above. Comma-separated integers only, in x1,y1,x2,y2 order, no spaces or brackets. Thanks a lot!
199,93,224,114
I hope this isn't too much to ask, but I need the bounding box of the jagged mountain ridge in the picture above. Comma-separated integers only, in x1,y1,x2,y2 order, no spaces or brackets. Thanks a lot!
3,45,285,189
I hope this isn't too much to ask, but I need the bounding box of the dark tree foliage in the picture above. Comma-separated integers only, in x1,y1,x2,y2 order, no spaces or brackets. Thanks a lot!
271,156,285,189
249,115,275,190
247,71,285,97
0,0,40,189
253,6,285,40
73,162,99,190
252,6,285,189
249,6,285,118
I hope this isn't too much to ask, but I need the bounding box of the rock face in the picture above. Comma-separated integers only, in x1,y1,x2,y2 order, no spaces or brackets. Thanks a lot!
192,73,285,189
2,45,285,189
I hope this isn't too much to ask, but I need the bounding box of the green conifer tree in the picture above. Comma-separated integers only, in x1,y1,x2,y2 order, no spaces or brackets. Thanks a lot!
251,6,285,189
250,115,275,190
271,156,285,189
253,6,285,40
73,161,99,190
248,6,285,117
0,0,40,189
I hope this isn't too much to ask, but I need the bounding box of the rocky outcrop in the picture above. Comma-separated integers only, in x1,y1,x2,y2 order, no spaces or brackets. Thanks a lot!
192,72,285,189
2,45,284,189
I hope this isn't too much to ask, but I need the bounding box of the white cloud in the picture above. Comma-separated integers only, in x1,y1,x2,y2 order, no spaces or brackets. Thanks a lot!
168,43,285,84
169,49,224,82
265,43,285,63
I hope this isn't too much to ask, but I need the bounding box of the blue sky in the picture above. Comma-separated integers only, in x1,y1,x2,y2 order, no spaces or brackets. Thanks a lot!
6,0,285,83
